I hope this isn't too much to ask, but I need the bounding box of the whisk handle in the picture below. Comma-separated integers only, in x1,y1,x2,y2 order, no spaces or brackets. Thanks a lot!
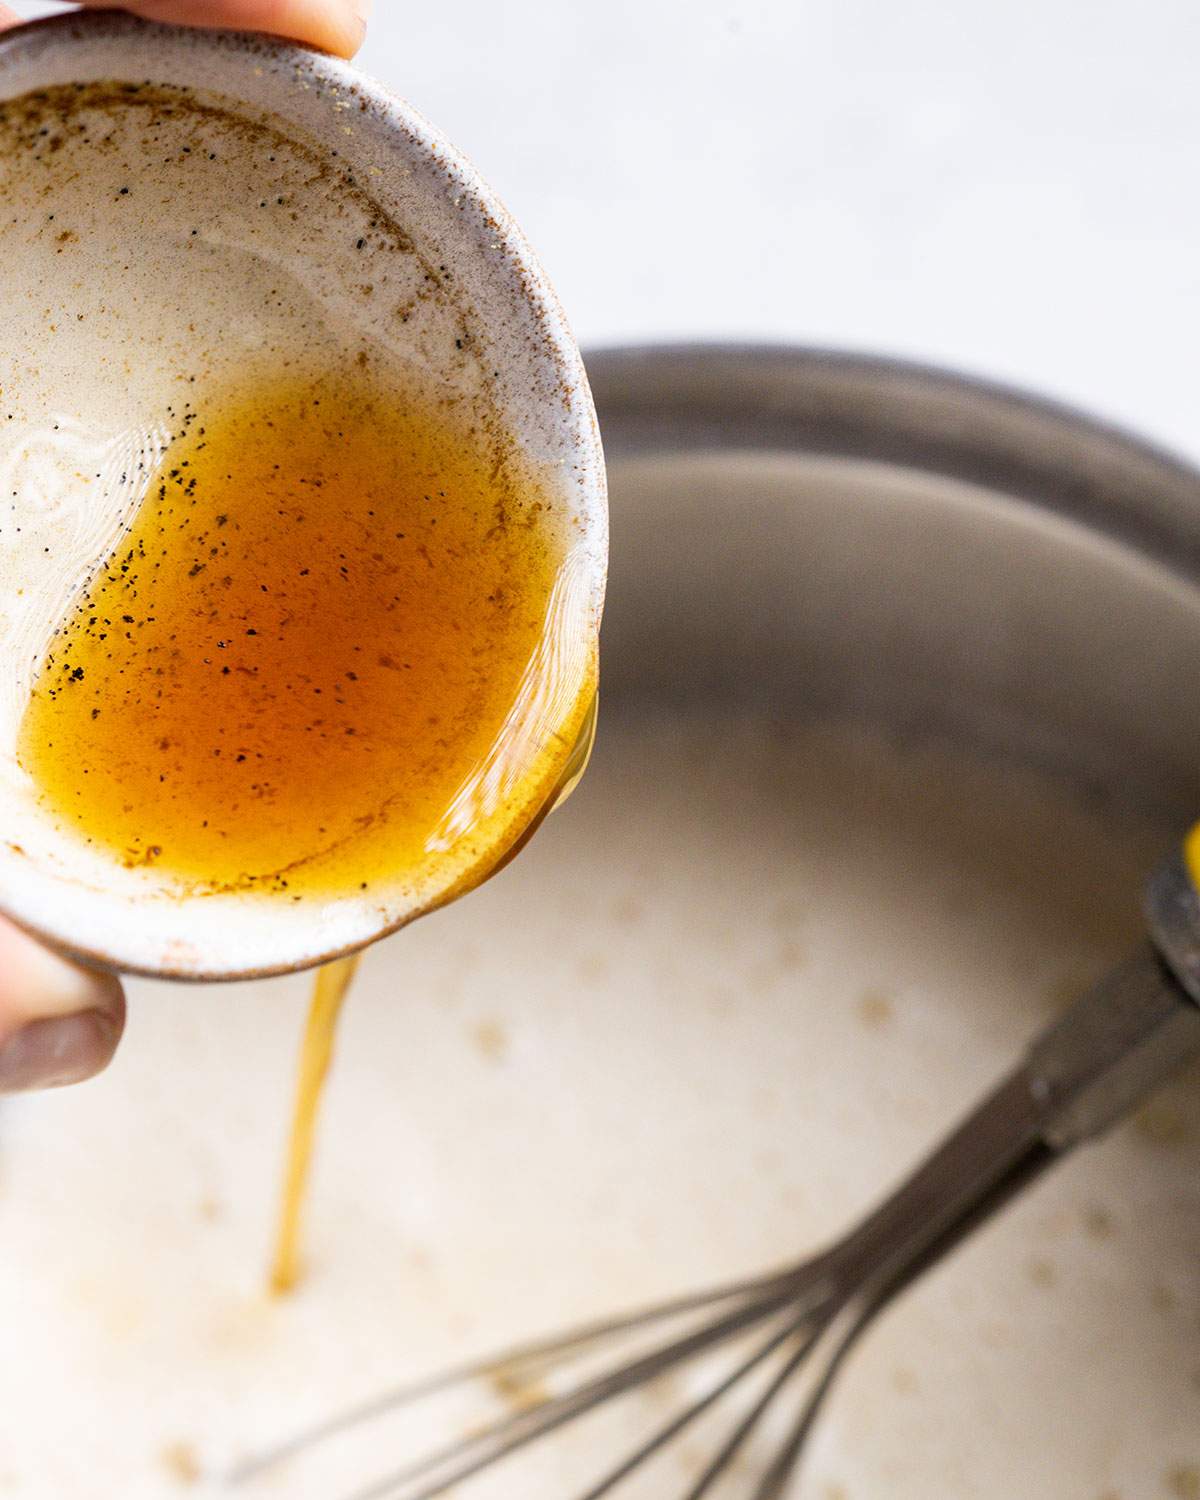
1027,942,1200,1149
829,934,1200,1302
1026,841,1200,1149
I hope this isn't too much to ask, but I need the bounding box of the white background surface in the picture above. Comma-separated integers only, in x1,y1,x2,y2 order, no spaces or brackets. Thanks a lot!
14,0,1200,463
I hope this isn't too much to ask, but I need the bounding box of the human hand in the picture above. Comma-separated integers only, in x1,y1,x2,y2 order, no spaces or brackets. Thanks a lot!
0,0,370,1092
0,0,369,63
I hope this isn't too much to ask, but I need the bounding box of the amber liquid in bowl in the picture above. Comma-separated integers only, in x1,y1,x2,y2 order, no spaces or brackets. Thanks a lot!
17,364,576,897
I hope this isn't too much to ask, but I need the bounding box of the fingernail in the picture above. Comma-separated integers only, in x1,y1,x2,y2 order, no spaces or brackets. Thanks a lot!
350,0,372,47
0,1009,121,1093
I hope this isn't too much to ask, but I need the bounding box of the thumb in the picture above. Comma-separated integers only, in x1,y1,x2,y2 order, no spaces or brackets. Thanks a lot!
0,921,126,1093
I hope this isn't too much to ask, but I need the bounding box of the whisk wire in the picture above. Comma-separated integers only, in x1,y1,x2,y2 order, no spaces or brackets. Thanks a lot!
231,1274,784,1486
345,1280,823,1500
749,1300,876,1500
573,1308,821,1500
679,1318,829,1500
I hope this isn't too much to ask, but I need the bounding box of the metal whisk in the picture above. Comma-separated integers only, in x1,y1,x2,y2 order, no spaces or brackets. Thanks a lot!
231,843,1200,1500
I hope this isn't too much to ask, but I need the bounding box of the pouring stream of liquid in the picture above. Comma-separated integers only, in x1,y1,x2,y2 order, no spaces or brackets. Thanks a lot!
264,698,597,1295
269,955,361,1295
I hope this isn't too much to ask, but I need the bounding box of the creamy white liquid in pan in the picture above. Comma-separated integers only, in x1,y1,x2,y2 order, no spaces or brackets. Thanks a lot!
0,710,1196,1498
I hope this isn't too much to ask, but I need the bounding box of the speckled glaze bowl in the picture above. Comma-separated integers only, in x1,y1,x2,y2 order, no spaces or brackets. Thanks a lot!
0,12,606,980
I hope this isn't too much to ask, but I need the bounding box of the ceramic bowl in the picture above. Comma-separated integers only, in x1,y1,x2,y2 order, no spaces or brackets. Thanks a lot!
0,12,607,980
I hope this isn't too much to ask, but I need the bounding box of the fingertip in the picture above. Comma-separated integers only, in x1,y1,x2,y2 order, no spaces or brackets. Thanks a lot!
0,923,126,1092
98,0,370,60
0,1005,125,1092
